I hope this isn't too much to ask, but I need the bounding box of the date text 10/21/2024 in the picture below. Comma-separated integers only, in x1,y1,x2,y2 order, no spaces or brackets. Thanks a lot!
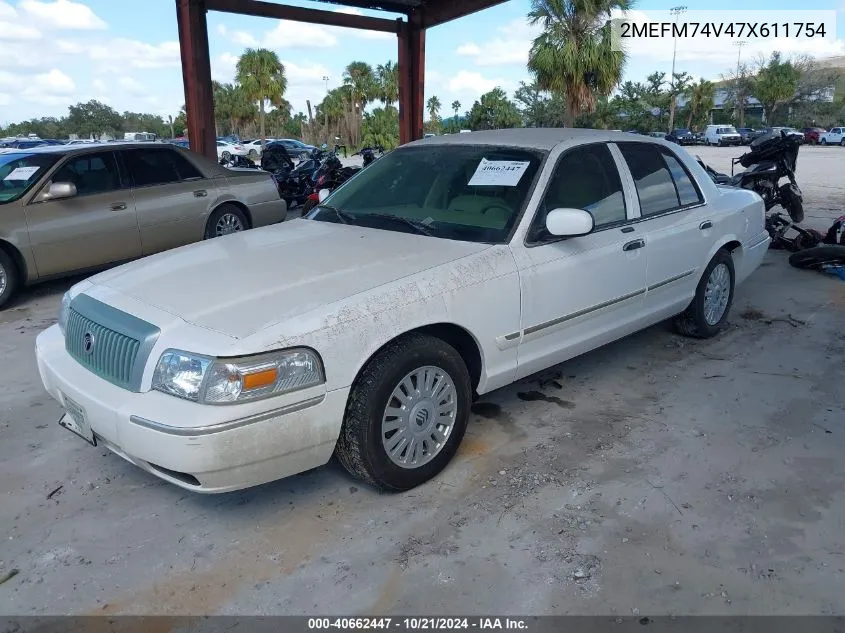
307,618,529,630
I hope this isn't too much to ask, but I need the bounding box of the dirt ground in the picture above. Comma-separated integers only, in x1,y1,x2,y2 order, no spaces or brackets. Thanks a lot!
1,146,844,617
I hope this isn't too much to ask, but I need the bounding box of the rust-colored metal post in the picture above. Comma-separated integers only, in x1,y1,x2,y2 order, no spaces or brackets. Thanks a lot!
176,0,216,160
398,13,425,145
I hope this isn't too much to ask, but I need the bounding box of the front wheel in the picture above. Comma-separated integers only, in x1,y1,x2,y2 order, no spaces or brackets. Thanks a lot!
0,249,20,310
788,245,845,270
205,204,248,239
821,138,827,146
334,333,472,492
221,151,231,161
673,249,735,339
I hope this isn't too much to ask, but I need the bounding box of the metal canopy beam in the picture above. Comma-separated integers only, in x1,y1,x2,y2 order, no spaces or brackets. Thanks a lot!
176,0,216,160
420,0,509,28
205,0,399,32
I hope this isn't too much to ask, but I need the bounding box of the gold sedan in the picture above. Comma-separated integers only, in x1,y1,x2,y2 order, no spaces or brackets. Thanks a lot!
0,142,287,308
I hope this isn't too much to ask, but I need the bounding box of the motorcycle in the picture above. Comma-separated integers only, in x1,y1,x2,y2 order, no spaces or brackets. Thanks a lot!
696,129,804,247
219,154,257,169
300,151,362,216
354,145,384,167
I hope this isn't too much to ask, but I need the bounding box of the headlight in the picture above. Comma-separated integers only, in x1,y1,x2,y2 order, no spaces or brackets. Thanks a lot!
58,292,71,336
152,348,324,405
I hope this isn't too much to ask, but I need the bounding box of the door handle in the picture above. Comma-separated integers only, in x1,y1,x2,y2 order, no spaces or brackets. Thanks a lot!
621,226,635,233
699,220,713,230
193,190,208,198
623,239,645,252
110,202,127,211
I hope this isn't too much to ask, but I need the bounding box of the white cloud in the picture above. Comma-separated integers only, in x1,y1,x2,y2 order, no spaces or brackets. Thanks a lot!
232,30,258,47
211,52,238,83
55,39,85,53
92,78,106,92
217,24,227,36
0,1,16,19
330,7,392,40
88,39,181,71
6,67,77,101
447,70,511,97
19,0,107,30
457,19,538,66
0,20,41,39
264,20,337,48
0,92,9,106
118,76,144,96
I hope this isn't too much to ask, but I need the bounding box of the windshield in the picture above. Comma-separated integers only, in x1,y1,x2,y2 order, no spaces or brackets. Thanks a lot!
0,152,60,204
310,144,545,243
717,127,738,134
674,129,691,135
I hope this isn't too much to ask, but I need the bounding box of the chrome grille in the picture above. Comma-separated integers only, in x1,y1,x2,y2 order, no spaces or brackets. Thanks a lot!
65,308,141,390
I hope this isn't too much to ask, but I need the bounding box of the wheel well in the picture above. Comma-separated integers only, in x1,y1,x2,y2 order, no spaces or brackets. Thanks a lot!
0,239,27,283
212,201,252,229
355,323,483,394
721,240,742,253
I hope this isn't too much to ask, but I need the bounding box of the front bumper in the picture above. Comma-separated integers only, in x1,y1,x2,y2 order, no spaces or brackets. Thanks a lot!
36,325,348,493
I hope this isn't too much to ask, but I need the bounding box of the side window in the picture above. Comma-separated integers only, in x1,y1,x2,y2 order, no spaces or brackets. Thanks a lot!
51,152,121,196
122,149,182,187
618,143,701,216
168,151,203,180
531,143,626,239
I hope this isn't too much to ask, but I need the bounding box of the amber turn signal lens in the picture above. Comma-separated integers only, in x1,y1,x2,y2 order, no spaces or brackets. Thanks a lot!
242,368,278,390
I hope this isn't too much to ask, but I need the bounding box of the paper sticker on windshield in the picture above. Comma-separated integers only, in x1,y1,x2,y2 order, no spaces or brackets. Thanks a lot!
3,166,40,181
468,159,530,187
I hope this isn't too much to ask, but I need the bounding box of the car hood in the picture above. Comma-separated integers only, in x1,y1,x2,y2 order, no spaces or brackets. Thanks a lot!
86,219,490,339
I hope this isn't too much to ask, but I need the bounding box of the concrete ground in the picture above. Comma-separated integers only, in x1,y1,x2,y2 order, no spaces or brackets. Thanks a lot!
1,146,844,617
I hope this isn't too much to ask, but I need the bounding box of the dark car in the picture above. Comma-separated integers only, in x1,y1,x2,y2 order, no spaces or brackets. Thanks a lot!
265,138,317,160
666,128,697,145
801,127,826,145
736,128,758,144
1,140,49,149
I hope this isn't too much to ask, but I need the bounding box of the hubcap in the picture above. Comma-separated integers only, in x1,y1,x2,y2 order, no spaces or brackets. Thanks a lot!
0,264,6,296
381,365,457,469
215,213,243,236
703,263,731,326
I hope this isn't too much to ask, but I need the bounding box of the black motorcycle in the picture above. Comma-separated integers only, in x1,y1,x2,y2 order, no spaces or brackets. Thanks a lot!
300,151,362,216
697,130,804,245
354,145,384,167
219,155,257,169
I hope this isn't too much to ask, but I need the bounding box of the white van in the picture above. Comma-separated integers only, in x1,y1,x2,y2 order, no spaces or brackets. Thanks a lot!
704,125,741,146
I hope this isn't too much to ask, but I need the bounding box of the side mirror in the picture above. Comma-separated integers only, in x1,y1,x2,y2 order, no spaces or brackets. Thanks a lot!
39,182,77,202
318,188,330,202
545,208,594,237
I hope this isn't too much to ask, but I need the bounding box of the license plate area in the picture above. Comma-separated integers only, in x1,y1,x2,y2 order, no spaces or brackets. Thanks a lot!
58,394,96,446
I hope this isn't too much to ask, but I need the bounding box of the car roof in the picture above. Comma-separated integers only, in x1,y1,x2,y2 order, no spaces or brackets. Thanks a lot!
8,141,181,156
410,127,679,150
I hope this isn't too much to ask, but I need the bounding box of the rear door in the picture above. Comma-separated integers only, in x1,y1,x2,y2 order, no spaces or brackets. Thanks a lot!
614,141,711,318
119,147,217,255
25,150,141,276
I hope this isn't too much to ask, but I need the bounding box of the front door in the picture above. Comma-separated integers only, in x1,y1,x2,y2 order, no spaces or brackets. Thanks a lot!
26,151,141,277
119,147,215,255
614,142,713,319
510,143,649,381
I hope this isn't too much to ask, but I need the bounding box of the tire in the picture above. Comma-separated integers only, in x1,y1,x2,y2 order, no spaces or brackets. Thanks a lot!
221,151,231,160
673,249,735,339
0,248,20,310
204,204,248,239
788,245,845,270
840,139,845,147
821,138,827,146
248,149,258,160
335,333,472,492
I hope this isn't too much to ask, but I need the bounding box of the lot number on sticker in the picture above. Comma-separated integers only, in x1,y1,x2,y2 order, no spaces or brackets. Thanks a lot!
3,166,40,181
468,159,530,187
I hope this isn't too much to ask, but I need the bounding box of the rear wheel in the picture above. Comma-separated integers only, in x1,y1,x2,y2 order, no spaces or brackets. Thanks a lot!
204,204,247,239
221,151,231,160
0,249,20,310
840,139,845,147
335,333,472,492
788,245,845,270
674,250,735,339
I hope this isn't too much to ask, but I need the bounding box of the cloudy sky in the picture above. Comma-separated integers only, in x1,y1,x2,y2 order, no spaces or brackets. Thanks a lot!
1,0,844,126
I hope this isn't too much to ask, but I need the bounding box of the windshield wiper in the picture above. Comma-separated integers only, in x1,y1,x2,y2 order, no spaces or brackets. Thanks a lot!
365,214,434,236
316,204,354,225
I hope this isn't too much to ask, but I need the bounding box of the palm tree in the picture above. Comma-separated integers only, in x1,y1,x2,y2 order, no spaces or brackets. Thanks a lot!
427,96,441,123
452,100,461,117
685,78,716,130
343,61,377,146
527,0,630,128
236,48,287,145
376,61,399,107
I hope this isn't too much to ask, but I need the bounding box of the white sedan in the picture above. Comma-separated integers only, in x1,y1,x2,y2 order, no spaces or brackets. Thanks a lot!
216,140,248,160
36,129,770,494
